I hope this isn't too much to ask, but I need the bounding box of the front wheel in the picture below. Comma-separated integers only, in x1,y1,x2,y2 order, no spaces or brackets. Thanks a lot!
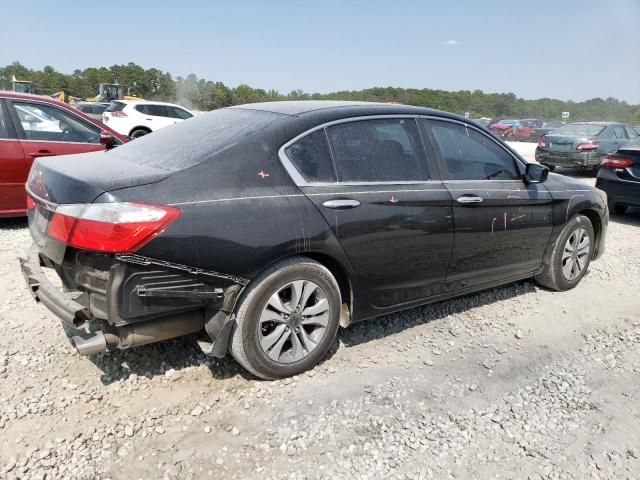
229,257,341,379
535,214,594,291
130,128,150,139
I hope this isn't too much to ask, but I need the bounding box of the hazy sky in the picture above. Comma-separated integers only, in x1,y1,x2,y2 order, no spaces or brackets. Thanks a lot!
2,0,639,103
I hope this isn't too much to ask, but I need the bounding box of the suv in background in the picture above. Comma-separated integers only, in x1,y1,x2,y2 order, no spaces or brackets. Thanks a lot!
102,100,194,139
73,102,110,122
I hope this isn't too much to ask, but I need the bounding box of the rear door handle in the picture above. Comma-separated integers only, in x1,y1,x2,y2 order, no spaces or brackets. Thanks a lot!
29,150,56,158
322,199,361,209
456,195,484,204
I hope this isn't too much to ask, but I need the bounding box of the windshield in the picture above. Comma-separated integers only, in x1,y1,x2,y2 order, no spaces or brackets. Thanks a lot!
499,120,518,125
554,124,606,137
108,107,283,172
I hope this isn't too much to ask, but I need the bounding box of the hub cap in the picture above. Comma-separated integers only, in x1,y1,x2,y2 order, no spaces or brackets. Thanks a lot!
562,227,590,281
258,280,330,364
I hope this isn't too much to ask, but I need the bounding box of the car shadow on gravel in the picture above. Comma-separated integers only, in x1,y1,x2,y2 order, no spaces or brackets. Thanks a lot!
609,208,640,227
61,322,253,385
0,218,28,230
338,280,537,349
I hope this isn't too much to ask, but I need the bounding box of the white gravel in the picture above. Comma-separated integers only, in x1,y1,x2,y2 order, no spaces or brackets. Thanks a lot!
1,171,639,479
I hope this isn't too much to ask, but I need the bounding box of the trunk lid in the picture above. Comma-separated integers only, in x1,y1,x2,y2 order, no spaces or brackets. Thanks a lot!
544,134,587,153
27,150,171,250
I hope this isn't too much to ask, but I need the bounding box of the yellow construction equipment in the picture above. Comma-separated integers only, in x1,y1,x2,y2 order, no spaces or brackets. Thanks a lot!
85,83,142,102
50,91,82,104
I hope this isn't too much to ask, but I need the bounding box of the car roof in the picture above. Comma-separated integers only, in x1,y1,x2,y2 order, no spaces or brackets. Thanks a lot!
115,99,187,108
230,100,455,119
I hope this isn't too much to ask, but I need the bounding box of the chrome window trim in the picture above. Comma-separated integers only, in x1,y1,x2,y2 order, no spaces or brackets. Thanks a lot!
278,114,526,187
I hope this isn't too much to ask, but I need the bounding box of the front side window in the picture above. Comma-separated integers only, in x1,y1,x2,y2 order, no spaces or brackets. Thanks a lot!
12,101,101,144
285,130,336,183
326,118,428,182
429,120,519,180
146,104,169,117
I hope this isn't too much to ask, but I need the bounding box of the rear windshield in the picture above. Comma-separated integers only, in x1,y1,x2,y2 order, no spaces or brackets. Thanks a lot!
554,124,605,137
106,101,126,112
107,108,282,171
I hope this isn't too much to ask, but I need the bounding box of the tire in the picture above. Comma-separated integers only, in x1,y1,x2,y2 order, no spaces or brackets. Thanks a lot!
535,214,594,291
229,257,341,379
130,128,150,139
541,163,556,172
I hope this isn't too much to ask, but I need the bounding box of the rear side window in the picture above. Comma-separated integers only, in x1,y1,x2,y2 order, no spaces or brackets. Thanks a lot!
624,126,638,139
169,107,193,119
285,130,336,182
146,104,169,117
326,118,428,182
612,126,627,139
429,120,519,180
106,101,126,112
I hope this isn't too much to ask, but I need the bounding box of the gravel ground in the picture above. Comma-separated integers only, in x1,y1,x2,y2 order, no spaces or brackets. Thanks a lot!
1,161,639,479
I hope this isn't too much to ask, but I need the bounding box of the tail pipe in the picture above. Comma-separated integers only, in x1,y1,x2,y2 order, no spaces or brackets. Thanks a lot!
71,311,204,356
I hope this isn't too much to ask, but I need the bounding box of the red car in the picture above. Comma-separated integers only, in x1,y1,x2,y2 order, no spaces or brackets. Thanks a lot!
0,92,128,218
513,121,536,141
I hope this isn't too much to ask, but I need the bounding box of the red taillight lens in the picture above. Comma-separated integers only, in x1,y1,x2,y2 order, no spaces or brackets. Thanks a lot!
111,111,127,118
600,154,633,169
26,195,36,211
47,202,181,253
537,138,548,149
576,141,599,152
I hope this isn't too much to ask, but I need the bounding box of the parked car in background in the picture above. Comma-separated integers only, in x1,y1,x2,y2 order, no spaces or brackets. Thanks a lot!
0,91,127,218
489,119,522,139
471,117,491,128
521,118,543,129
102,100,194,139
21,101,607,379
512,120,536,141
532,121,565,141
535,122,639,172
73,102,110,121
595,138,640,215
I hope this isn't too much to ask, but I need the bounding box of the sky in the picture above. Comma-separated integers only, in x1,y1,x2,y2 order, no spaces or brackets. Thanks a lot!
2,0,639,103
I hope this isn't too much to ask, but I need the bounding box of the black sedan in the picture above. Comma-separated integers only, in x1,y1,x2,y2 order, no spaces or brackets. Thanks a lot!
596,138,640,214
21,101,608,379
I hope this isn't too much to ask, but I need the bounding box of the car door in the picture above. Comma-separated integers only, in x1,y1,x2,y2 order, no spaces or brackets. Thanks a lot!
145,104,175,130
6,99,106,208
0,99,29,216
281,117,454,308
424,118,554,291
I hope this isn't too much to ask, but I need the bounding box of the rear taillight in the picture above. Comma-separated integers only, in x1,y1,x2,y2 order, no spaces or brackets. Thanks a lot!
26,195,36,211
576,141,599,152
600,154,633,169
537,138,548,149
47,202,181,253
111,111,127,118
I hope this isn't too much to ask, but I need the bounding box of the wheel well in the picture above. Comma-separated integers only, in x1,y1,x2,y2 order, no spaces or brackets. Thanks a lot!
129,126,151,136
579,208,601,248
303,252,352,311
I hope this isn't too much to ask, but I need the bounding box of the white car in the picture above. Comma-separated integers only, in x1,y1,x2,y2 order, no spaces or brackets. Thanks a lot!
102,100,194,139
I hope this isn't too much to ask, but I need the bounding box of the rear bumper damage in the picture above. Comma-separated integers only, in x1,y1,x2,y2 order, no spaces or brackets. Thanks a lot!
20,244,246,357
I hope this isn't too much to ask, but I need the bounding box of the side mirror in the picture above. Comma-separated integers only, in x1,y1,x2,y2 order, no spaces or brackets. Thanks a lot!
100,131,116,150
525,163,549,183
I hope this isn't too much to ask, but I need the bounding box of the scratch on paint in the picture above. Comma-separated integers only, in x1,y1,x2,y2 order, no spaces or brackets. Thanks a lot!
389,196,399,204
491,217,497,235
507,194,522,199
504,212,508,231
510,214,526,222
566,194,585,221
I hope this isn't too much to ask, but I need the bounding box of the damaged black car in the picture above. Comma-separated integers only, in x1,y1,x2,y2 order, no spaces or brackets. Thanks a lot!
21,101,608,379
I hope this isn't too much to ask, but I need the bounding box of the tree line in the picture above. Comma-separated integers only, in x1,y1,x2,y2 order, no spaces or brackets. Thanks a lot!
2,61,638,124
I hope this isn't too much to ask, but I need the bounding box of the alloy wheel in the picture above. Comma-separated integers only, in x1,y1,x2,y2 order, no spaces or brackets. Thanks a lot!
561,227,590,281
258,280,330,364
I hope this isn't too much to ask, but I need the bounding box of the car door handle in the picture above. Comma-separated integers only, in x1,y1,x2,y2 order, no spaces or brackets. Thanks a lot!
456,195,484,204
29,150,56,158
322,199,361,209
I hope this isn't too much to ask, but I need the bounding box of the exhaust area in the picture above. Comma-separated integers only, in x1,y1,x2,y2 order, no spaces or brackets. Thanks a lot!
71,311,205,356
